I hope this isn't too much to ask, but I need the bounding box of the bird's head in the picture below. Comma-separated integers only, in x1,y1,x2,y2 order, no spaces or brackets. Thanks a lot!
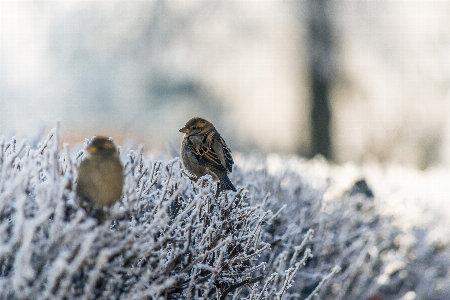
179,117,214,136
86,136,119,157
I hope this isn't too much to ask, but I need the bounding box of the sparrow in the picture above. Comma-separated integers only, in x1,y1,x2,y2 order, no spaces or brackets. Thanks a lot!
76,136,124,220
179,117,236,192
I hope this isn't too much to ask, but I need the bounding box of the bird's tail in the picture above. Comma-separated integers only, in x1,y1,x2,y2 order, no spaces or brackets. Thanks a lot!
219,174,236,192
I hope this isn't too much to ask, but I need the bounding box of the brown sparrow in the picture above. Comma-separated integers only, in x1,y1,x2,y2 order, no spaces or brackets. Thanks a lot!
76,137,124,220
179,117,236,192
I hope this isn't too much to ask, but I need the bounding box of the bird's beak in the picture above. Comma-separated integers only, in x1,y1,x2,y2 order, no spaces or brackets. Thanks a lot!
179,127,189,134
87,146,98,154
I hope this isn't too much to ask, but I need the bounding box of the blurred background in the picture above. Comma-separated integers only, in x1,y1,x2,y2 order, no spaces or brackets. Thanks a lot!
0,1,449,169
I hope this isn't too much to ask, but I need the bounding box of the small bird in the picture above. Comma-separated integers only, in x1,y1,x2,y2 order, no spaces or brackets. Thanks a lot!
179,117,236,192
76,136,124,221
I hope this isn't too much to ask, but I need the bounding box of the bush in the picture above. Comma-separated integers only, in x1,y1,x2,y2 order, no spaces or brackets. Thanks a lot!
0,127,449,299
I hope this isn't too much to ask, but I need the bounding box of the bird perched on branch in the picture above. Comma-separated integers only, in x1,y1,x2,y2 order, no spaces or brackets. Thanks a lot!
76,136,124,221
179,117,236,192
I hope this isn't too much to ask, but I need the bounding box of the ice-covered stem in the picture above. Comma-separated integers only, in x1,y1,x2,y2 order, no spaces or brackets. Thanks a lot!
289,229,314,266
220,275,264,300
305,266,341,300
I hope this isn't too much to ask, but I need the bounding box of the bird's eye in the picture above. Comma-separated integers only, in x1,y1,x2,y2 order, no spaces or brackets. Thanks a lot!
192,126,198,130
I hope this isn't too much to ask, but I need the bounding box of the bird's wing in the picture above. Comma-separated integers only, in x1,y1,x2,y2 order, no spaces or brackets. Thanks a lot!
219,135,234,173
190,131,227,171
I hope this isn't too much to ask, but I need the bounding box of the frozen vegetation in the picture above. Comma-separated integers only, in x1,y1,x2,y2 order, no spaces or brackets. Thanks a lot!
0,127,449,299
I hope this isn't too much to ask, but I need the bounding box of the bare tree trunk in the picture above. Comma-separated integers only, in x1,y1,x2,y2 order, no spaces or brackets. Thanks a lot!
307,0,334,159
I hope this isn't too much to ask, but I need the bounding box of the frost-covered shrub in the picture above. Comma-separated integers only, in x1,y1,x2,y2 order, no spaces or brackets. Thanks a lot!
1,127,449,299
0,128,324,299
239,155,450,300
